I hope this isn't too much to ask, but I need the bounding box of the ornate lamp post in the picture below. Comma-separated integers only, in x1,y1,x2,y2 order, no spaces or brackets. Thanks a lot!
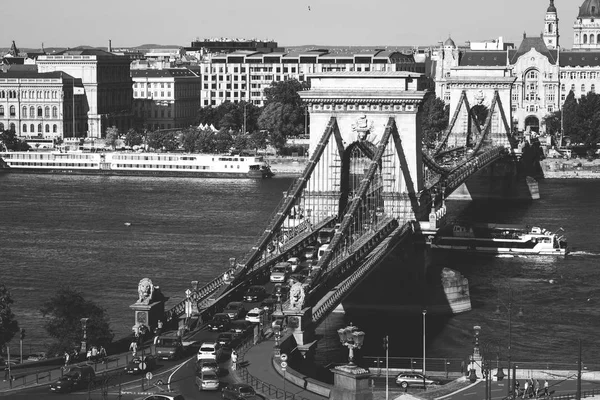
493,288,524,397
80,317,89,354
337,323,365,365
468,325,481,382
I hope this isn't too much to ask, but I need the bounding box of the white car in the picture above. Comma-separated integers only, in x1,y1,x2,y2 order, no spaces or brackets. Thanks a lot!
395,373,438,388
245,307,265,324
198,370,220,391
270,266,288,283
197,341,221,361
286,257,300,272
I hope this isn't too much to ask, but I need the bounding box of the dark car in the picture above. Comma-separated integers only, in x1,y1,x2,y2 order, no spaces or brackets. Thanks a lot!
223,301,246,320
229,320,254,338
259,297,277,313
124,355,157,374
50,365,95,393
208,313,232,332
395,373,438,388
222,383,257,400
243,285,267,302
216,332,241,349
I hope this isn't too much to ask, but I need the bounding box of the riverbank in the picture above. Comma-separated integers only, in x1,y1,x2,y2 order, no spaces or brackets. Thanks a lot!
541,158,600,178
266,156,307,177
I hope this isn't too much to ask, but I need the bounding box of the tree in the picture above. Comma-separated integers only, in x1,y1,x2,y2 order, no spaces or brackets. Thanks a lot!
420,94,449,146
213,129,234,153
264,79,306,107
0,284,19,354
248,130,269,153
40,288,113,355
124,129,143,147
180,128,200,153
0,130,30,151
562,91,578,140
105,126,120,149
145,131,163,151
258,102,303,153
575,92,600,145
542,110,561,138
194,129,216,153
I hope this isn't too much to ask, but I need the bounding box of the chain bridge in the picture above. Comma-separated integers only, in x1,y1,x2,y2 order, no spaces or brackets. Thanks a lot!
165,71,523,350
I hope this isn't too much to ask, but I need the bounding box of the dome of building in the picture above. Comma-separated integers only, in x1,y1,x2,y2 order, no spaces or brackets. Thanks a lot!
444,37,456,47
547,0,556,13
578,0,600,18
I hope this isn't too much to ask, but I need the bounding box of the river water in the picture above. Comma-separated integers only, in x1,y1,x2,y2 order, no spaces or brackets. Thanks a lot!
1,174,599,366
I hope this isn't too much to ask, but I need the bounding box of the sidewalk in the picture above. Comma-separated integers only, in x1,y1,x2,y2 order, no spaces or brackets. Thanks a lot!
0,343,157,395
236,337,327,400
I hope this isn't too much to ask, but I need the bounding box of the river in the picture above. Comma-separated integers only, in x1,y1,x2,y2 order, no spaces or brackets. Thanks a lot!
1,174,599,367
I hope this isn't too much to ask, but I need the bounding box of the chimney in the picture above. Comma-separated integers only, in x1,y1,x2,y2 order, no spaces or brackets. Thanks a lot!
108,39,112,53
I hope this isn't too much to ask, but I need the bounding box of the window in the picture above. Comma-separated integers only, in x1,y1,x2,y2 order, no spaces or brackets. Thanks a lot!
37,107,43,117
45,124,50,133
582,84,586,93
30,124,34,132
22,106,27,117
45,106,50,118
561,84,566,91
53,124,57,133
23,124,27,133
37,123,42,133
52,107,58,118
9,105,15,117
592,84,596,93
0,106,3,116
571,84,576,92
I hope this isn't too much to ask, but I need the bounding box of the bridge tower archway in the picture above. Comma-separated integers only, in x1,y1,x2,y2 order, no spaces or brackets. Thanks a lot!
298,72,428,226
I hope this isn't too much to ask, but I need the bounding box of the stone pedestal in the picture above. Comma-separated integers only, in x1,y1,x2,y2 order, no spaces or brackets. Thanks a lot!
130,301,165,334
283,307,313,346
330,364,373,400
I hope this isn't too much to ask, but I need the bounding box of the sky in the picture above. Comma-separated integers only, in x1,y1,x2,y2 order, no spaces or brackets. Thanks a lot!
1,0,582,50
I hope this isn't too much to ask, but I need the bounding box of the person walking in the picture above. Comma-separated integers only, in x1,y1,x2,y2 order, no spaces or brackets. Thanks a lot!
64,351,70,366
534,379,540,398
86,347,92,362
544,380,549,397
99,346,107,363
515,380,521,397
231,350,238,371
129,341,138,357
523,380,529,398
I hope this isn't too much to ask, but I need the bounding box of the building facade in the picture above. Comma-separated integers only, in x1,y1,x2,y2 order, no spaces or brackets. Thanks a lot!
200,49,426,107
131,68,201,130
573,0,600,49
434,0,600,134
0,70,86,139
37,49,133,138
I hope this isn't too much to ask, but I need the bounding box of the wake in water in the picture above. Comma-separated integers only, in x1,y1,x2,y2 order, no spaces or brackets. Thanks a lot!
568,250,600,256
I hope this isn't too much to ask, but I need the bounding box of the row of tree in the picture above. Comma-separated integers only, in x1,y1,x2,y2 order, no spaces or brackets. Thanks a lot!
0,283,113,358
544,90,600,146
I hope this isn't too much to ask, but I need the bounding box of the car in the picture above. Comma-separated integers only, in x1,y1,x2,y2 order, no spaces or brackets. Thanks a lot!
139,394,186,400
270,264,289,283
223,301,246,320
222,383,257,400
289,273,306,284
216,332,241,349
196,359,219,374
229,320,254,338
124,355,157,374
271,283,290,301
198,370,220,391
259,297,277,313
197,341,221,361
395,373,438,388
25,352,47,362
286,257,300,272
154,335,184,360
208,313,232,332
243,285,267,302
245,307,265,324
317,244,329,260
303,246,318,261
50,365,95,393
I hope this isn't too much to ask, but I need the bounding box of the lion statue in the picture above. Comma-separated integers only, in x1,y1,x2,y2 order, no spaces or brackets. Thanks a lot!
137,278,155,304
288,282,306,310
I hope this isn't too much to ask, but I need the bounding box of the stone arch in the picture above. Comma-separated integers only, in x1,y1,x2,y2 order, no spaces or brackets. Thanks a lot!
525,115,540,133
338,140,381,217
584,34,588,44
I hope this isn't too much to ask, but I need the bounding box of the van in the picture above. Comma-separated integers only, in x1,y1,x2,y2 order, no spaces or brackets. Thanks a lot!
154,334,184,360
317,228,335,245
50,365,95,393
317,244,329,261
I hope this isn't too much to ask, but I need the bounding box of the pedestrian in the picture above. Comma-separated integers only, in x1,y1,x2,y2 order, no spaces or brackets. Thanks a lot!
231,350,238,371
515,380,521,397
544,380,549,397
129,341,138,357
534,379,540,398
91,346,98,362
523,380,529,398
3,366,8,382
64,351,70,366
86,348,92,362
99,346,107,363
156,320,163,336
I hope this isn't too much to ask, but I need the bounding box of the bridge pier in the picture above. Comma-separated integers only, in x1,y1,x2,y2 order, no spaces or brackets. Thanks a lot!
448,157,539,201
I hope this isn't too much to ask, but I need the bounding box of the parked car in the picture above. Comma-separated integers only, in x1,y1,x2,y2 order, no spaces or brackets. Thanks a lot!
395,373,438,388
208,313,232,332
197,341,221,361
222,383,257,400
223,301,246,320
216,332,241,349
140,394,186,400
229,320,254,338
50,365,95,393
197,370,220,391
124,355,157,374
245,307,265,324
259,297,277,313
270,263,290,283
243,285,267,302
196,359,219,374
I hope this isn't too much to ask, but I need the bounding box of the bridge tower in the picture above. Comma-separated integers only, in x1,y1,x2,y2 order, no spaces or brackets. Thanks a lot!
298,72,429,226
439,69,516,151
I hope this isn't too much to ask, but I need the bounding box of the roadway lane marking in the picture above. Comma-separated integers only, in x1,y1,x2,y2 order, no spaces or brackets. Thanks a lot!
463,392,478,396
167,357,194,391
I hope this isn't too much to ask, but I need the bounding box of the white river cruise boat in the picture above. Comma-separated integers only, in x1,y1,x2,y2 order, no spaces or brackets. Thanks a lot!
429,223,567,256
0,151,274,179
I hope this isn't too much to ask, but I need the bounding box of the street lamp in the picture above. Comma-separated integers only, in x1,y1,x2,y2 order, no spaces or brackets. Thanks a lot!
337,323,365,365
493,288,524,397
422,309,427,378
